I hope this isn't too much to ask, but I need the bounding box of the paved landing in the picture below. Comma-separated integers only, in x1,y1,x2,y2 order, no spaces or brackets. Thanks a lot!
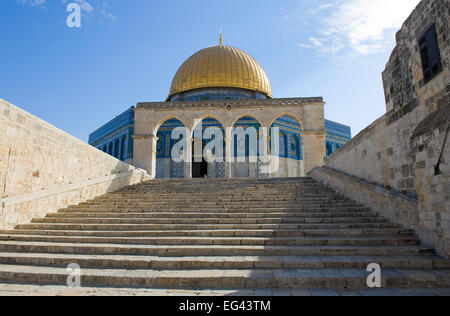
0,283,449,296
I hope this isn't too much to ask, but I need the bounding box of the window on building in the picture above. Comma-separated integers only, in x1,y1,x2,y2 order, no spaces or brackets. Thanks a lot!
419,25,442,84
121,137,127,160
114,139,120,158
279,132,287,158
291,135,298,158
326,142,333,156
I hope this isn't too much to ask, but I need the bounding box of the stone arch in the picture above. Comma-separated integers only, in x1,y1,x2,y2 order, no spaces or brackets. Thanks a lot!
191,116,226,178
269,114,303,160
191,114,226,132
269,114,304,177
230,116,263,178
231,114,264,128
155,117,187,179
153,115,189,136
269,112,304,131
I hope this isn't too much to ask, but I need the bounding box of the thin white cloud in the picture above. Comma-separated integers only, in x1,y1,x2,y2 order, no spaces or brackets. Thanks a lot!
309,37,324,47
17,0,47,7
297,0,421,56
296,43,313,49
71,0,94,14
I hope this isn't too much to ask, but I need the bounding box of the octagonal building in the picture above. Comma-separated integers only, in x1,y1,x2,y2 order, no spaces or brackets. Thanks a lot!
89,39,351,179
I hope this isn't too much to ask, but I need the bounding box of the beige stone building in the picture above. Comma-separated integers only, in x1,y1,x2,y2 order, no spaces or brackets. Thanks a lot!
131,43,330,180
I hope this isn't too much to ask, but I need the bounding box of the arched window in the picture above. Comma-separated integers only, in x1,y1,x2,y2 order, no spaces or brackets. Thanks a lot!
291,134,302,160
232,116,261,158
155,118,187,179
279,131,287,158
270,115,302,159
326,142,333,156
156,135,164,157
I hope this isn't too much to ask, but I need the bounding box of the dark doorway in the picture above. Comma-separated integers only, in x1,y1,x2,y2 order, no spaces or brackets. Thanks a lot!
192,159,208,178
192,140,208,178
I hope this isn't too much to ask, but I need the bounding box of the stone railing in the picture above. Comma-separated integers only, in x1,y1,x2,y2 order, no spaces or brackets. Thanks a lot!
0,98,151,230
0,169,149,230
308,167,420,232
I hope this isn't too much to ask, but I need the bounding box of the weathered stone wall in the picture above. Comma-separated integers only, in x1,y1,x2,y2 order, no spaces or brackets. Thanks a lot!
326,0,449,196
0,98,150,230
411,102,450,257
324,114,419,196
309,167,420,231
383,0,449,115
321,0,449,256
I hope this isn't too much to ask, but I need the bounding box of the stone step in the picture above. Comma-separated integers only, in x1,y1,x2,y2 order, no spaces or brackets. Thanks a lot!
116,189,337,193
110,194,341,199
107,187,338,192
4,176,446,292
0,264,449,289
118,184,331,189
87,195,350,199
119,182,332,186
125,180,318,185
103,189,340,194
72,202,363,209
0,253,447,270
122,184,325,189
3,284,450,296
0,234,419,247
60,207,372,213
32,217,388,225
45,211,377,219
15,222,401,231
128,179,316,185
86,199,354,205
113,190,339,195
95,196,348,200
0,241,434,257
131,177,314,182
0,228,414,238
94,194,345,200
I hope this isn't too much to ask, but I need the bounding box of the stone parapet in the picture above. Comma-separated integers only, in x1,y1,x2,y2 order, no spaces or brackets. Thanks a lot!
308,167,420,231
0,98,150,230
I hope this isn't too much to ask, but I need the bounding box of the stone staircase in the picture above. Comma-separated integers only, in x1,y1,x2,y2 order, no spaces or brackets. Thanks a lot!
0,177,449,291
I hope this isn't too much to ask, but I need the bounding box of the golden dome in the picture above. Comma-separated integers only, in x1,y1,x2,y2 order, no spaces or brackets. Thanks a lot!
169,45,272,99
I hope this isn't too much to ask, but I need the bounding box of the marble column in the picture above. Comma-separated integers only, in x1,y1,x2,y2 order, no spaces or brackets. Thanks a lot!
302,131,326,174
184,134,193,179
225,127,233,178
132,134,158,179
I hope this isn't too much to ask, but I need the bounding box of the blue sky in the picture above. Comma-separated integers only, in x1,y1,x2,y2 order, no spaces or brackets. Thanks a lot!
1,0,420,141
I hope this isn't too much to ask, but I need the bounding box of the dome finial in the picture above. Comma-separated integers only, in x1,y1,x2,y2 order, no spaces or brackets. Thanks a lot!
219,31,223,46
